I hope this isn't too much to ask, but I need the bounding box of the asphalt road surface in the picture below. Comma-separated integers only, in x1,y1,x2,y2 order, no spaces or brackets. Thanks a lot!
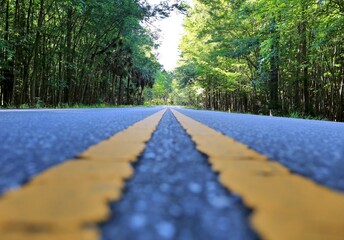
178,108,344,192
0,107,343,239
0,107,162,195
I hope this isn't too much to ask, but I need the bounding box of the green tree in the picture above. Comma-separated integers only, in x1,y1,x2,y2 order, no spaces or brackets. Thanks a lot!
175,0,344,120
0,0,185,107
150,70,173,105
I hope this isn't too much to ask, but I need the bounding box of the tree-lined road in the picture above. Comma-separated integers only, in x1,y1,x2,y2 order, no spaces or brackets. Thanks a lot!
0,107,343,239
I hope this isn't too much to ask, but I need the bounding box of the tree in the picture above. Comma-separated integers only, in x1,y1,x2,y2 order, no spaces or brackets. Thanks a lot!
0,0,185,107
175,0,344,120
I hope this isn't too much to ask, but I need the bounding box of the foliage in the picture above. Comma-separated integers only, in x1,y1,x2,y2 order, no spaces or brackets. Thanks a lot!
0,0,185,107
175,0,344,121
145,70,171,105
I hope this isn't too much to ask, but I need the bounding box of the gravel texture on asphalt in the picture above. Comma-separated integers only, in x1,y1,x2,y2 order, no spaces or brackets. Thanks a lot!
101,109,258,240
0,107,162,195
177,108,344,192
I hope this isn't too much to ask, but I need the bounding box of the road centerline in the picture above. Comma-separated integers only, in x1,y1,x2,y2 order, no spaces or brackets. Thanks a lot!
171,108,344,240
0,109,166,240
101,108,258,240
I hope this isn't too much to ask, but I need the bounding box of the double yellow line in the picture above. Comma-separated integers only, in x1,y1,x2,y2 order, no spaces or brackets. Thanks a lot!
0,108,343,240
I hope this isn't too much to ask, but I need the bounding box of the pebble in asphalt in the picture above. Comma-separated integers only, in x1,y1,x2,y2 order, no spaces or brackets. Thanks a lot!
101,109,258,240
0,107,162,195
178,108,344,192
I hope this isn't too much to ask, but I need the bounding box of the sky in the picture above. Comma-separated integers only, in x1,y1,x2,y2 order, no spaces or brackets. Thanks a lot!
147,0,192,71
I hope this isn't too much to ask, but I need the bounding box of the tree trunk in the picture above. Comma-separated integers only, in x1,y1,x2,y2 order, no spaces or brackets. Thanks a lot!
300,5,310,114
117,77,123,105
32,0,44,105
269,18,279,112
65,6,73,104
1,0,13,106
126,77,130,104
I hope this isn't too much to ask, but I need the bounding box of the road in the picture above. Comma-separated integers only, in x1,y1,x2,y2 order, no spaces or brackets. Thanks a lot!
0,107,163,195
178,108,344,192
0,107,343,240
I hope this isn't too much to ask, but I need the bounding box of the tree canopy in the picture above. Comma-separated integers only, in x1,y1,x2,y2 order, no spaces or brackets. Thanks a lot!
176,0,344,120
0,0,186,107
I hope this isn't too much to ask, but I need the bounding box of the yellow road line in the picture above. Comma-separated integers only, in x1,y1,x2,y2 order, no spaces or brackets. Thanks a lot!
171,109,344,240
0,109,166,240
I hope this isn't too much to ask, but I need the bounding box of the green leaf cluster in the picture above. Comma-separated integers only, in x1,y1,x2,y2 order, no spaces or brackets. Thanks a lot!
175,0,344,120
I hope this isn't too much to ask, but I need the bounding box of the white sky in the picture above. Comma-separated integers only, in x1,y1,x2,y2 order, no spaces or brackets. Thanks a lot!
147,0,192,71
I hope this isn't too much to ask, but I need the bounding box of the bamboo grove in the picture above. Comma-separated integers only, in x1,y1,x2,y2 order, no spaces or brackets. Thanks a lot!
0,0,184,107
176,0,344,120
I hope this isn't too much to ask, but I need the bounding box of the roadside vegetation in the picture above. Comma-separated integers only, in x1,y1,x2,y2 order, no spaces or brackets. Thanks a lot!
0,0,185,108
175,0,344,121
1,0,343,122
